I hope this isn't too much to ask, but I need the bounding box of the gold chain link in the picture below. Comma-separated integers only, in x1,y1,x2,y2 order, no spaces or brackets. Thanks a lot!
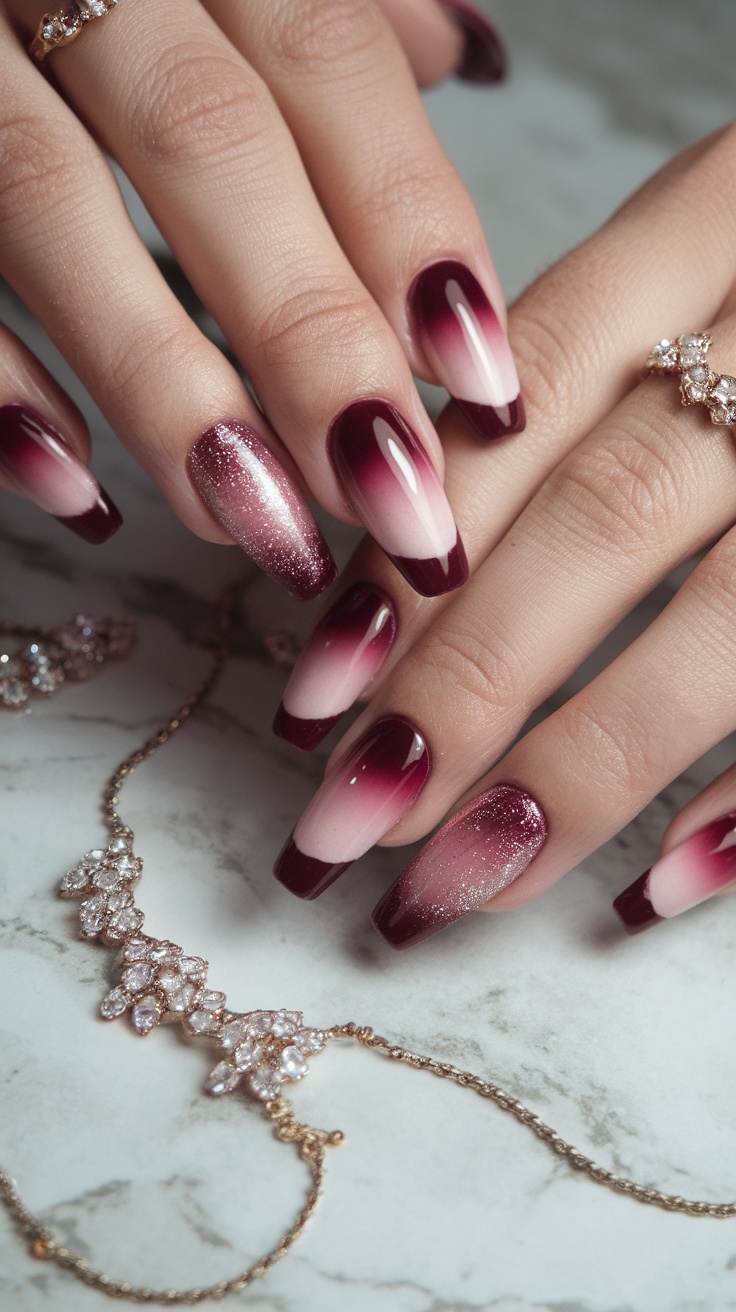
1,576,733,1304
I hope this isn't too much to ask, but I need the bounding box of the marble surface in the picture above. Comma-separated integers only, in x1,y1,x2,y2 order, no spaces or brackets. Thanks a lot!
2,2,736,1309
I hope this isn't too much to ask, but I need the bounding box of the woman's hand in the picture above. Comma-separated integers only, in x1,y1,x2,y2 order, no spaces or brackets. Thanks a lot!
0,0,517,597
272,123,736,944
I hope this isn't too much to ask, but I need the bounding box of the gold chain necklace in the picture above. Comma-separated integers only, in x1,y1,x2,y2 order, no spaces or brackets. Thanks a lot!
1,576,734,1305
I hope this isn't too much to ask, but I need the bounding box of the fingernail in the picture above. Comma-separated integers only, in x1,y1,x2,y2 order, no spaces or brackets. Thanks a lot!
274,715,430,899
188,421,336,601
440,1,507,84
614,809,736,932
273,584,397,751
409,261,524,441
328,400,467,597
0,404,121,544
373,783,547,948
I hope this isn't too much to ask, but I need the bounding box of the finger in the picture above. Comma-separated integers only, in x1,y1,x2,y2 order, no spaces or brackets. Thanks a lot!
39,0,466,596
273,127,736,744
211,0,520,441
0,19,335,597
274,313,736,895
374,0,507,86
612,763,736,932
0,322,120,543
372,524,736,946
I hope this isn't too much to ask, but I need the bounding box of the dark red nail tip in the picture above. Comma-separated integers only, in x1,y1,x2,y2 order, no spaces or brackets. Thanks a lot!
454,394,526,441
613,872,662,933
57,495,123,545
392,537,469,597
274,838,349,900
272,704,342,752
440,0,507,83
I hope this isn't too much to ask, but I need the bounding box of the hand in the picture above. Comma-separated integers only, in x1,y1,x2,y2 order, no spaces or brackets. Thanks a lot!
0,0,517,596
272,123,736,944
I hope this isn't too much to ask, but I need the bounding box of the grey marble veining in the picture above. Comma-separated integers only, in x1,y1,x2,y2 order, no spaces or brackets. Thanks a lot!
2,3,736,1309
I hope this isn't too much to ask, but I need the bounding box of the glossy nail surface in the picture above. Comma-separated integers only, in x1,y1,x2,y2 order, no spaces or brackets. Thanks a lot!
273,585,397,751
329,400,467,597
188,421,336,600
614,810,736,932
274,715,430,899
373,784,547,948
0,404,121,544
440,0,507,83
409,261,523,441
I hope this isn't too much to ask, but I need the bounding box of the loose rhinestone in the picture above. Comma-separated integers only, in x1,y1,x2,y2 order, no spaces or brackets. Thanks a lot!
271,1010,301,1039
186,1010,220,1035
247,1011,275,1038
131,996,161,1035
199,991,226,1013
293,1028,326,1054
234,1040,262,1071
60,866,90,894
248,1067,283,1101
122,960,154,992
167,982,199,1013
278,1046,309,1081
100,987,130,1020
220,1019,250,1050
106,906,144,941
123,936,151,961
79,894,108,937
205,1062,241,1096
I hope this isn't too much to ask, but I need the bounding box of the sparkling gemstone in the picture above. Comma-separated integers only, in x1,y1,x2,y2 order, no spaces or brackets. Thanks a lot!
83,849,107,865
105,890,132,913
79,894,108,937
0,679,29,707
247,1011,275,1038
278,1046,309,1081
180,956,207,980
709,374,736,424
131,996,161,1035
106,906,144,941
678,333,710,370
293,1028,326,1054
109,836,132,854
114,855,141,879
122,960,154,992
157,969,184,993
220,1019,250,1050
234,1041,262,1071
248,1067,283,1101
100,987,130,1020
92,865,122,891
680,366,711,404
205,1062,241,1096
271,1010,301,1039
60,866,90,894
199,991,226,1012
646,339,677,372
186,1009,220,1035
167,982,199,1013
124,936,151,961
149,943,180,966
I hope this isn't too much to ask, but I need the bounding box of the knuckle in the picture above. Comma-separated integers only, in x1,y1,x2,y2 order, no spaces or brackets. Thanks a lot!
351,149,459,244
0,114,81,223
424,619,526,728
265,0,384,75
559,700,653,804
132,47,268,167
104,317,196,411
255,280,380,368
542,421,685,554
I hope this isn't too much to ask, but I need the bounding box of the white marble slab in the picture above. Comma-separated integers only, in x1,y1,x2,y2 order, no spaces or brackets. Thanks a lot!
2,3,736,1309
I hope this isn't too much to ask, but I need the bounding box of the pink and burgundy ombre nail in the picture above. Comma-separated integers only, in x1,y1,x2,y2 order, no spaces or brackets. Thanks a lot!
274,715,430,899
328,400,467,597
440,1,507,84
0,404,121,544
188,421,336,601
409,261,523,441
614,809,736,932
373,784,547,948
273,584,397,751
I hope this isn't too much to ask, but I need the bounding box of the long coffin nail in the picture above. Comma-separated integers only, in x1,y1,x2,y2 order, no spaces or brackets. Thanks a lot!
188,421,336,601
614,809,736,932
409,261,524,441
273,584,397,751
440,0,507,84
274,715,430,899
328,400,467,597
373,784,547,948
0,404,121,544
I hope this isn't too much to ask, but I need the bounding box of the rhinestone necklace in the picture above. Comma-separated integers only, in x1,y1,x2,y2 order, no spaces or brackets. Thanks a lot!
1,577,734,1305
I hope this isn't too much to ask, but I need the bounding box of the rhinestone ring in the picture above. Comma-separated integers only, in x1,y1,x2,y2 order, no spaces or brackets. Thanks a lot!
645,333,736,429
29,0,117,65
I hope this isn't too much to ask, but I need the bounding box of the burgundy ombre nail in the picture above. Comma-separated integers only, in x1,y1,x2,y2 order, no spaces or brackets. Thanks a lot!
273,584,397,751
440,1,507,84
614,809,736,933
188,421,336,601
409,261,523,442
373,784,547,948
274,715,430,899
0,404,121,544
328,400,467,597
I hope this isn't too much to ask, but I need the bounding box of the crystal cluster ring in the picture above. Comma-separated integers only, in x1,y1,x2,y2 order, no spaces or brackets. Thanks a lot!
645,332,736,429
29,0,118,65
